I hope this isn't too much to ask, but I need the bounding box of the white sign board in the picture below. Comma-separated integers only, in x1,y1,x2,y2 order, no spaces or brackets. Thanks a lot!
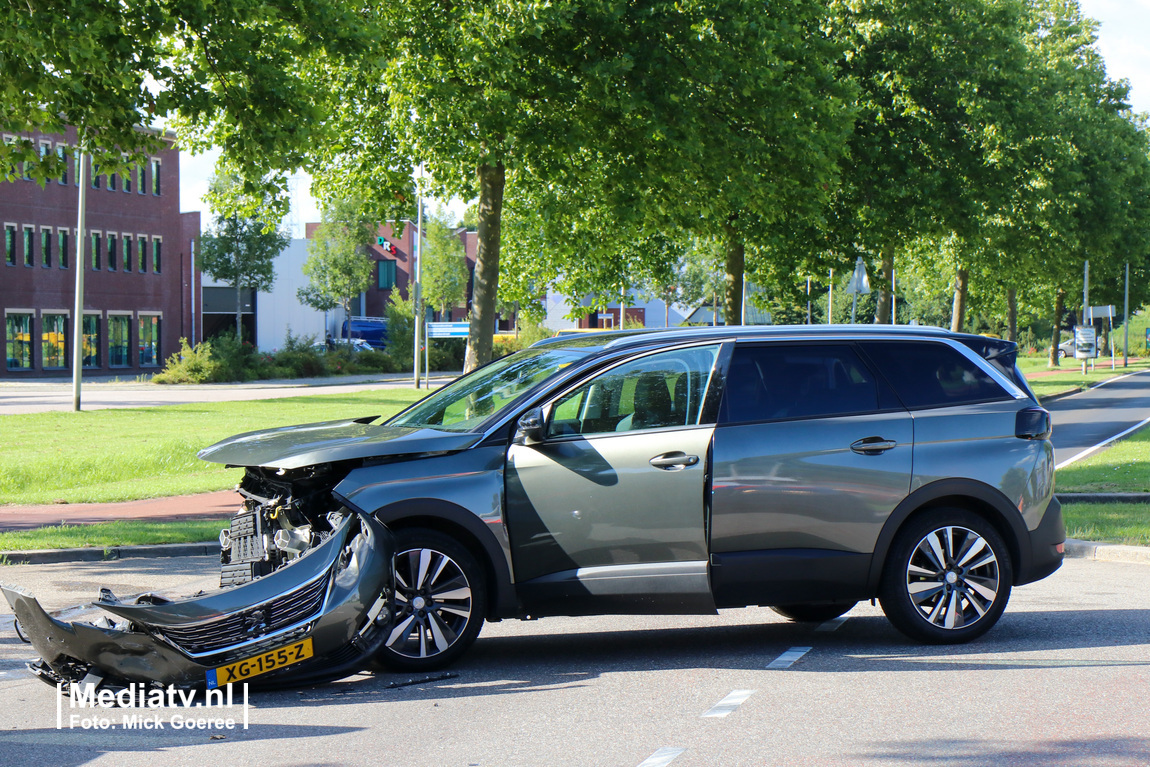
1085,305,1115,321
1073,325,1098,359
845,256,871,295
426,322,469,338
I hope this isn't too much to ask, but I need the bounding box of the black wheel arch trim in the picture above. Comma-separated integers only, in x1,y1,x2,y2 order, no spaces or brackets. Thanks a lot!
340,494,519,619
866,479,1039,594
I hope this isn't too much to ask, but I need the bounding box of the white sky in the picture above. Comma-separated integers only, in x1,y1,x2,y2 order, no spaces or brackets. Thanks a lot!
179,0,1150,233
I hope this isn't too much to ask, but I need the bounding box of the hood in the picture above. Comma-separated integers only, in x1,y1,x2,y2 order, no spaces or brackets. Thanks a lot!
197,417,483,470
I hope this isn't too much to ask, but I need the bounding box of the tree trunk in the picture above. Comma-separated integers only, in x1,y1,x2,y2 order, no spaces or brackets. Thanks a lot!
1048,289,1065,367
951,267,968,333
465,162,505,372
875,251,894,324
722,221,744,326
1007,288,1018,343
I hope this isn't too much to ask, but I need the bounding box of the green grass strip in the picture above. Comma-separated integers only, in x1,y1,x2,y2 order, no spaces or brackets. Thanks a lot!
1057,425,1150,493
0,518,229,552
0,388,425,506
1062,503,1150,547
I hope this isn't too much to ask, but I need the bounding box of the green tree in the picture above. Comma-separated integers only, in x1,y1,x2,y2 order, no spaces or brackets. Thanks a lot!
1,0,370,213
198,175,289,339
421,210,470,319
297,196,376,337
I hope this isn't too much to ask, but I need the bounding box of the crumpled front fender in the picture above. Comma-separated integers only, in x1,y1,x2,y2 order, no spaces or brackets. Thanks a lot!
3,512,394,689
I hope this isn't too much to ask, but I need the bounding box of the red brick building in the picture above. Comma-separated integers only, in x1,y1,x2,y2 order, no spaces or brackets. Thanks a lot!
1,127,200,379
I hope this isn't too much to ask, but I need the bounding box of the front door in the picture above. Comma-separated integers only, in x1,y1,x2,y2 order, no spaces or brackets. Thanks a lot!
506,343,722,615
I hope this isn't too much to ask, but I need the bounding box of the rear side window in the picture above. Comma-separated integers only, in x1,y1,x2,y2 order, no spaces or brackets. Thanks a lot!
719,344,887,424
861,341,1011,409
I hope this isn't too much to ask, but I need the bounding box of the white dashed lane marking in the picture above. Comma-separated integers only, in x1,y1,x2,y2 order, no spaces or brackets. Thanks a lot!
638,747,686,767
702,689,756,718
767,646,812,669
815,616,849,632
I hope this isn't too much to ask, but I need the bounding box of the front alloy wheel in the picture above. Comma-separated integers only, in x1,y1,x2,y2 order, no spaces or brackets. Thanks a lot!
374,529,487,671
880,510,1012,644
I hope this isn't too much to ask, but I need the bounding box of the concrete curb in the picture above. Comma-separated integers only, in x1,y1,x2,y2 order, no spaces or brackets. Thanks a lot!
1,542,217,565
1057,493,1150,504
1063,538,1150,564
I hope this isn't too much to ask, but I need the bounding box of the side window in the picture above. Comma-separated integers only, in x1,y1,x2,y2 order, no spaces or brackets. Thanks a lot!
860,341,1010,409
719,344,883,424
547,345,720,438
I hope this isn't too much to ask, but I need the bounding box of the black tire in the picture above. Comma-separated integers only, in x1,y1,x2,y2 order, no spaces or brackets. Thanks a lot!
373,528,487,672
879,508,1013,644
1057,349,1066,359
770,602,856,623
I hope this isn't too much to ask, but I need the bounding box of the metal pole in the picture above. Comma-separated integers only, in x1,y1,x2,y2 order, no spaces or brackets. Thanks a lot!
1124,262,1129,367
71,147,89,411
806,277,811,324
190,237,196,345
827,269,833,324
891,268,896,325
1082,260,1089,376
413,196,423,389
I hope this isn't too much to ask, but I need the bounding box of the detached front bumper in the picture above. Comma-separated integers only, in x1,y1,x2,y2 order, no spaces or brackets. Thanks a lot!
3,512,394,690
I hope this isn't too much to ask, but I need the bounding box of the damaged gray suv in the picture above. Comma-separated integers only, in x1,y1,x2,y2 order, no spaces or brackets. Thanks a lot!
6,325,1064,690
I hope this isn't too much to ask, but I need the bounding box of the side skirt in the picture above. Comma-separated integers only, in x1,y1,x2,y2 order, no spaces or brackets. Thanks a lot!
517,561,718,617
710,549,872,608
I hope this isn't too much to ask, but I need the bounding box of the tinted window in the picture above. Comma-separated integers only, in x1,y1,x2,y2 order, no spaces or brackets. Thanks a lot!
861,341,1010,409
719,344,883,424
548,345,721,437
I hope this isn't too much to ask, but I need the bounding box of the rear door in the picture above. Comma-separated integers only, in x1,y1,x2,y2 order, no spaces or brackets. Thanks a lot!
709,342,913,607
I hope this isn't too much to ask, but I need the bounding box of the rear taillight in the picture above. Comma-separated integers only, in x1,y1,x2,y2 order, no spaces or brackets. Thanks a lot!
1015,406,1051,440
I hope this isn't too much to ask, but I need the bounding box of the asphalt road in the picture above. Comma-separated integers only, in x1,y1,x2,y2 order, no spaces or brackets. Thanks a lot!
1045,369,1150,466
1,555,1148,766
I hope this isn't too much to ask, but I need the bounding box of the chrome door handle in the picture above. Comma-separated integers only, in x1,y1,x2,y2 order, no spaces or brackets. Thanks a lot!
850,437,897,455
649,452,700,470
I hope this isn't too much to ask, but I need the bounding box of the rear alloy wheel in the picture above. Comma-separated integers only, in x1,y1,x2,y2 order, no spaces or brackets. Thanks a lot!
879,509,1012,644
373,529,487,672
770,602,856,623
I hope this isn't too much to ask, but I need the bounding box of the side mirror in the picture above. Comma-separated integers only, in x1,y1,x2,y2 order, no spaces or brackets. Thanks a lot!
514,407,546,446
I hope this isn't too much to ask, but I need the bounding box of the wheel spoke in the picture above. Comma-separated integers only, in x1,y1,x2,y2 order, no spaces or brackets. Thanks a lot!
965,550,997,571
386,615,416,647
427,611,458,652
943,591,961,629
923,532,948,571
415,549,433,590
965,575,998,602
956,537,987,568
431,586,472,602
907,562,938,577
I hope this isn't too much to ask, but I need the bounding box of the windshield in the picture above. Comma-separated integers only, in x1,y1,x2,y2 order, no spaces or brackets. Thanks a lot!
389,347,592,432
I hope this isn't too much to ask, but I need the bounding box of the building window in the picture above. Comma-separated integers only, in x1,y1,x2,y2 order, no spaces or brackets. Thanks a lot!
91,162,101,189
82,315,100,368
122,156,131,192
150,158,161,195
41,228,51,268
108,316,130,367
41,313,67,369
138,315,160,366
4,225,14,266
56,145,68,185
152,238,162,273
136,166,145,195
138,236,148,272
107,233,117,271
23,226,34,267
5,313,33,370
58,229,69,269
90,232,102,270
122,236,132,271
378,259,397,289
108,171,117,191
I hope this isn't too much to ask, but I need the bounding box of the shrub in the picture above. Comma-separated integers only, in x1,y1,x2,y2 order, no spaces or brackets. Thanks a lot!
152,339,220,384
210,330,260,382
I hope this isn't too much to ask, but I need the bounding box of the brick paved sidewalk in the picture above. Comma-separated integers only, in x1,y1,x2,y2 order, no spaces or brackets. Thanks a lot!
0,490,240,531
